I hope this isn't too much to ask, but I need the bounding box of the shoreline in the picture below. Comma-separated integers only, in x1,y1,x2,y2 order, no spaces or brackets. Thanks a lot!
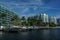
0,27,60,33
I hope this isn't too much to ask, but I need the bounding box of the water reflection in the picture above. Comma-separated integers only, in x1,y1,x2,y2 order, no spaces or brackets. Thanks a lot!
43,29,50,35
20,32,29,36
41,30,49,40
0,31,3,37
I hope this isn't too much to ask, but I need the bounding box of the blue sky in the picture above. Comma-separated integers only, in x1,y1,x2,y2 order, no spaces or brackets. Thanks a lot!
0,0,60,18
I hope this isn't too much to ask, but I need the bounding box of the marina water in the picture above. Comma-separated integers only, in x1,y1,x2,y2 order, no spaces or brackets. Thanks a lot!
0,28,60,40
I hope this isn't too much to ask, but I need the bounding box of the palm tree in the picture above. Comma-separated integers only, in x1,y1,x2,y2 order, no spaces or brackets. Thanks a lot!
11,15,20,26
14,22,21,26
21,16,26,21
21,16,26,26
11,15,20,21
27,17,33,26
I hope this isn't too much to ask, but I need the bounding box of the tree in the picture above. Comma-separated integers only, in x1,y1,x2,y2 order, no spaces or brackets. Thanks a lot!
49,22,56,27
27,17,33,26
27,15,43,26
21,21,27,26
14,22,21,26
2,20,7,24
0,13,7,18
21,16,27,26
0,13,7,26
11,15,20,26
36,19,43,26
21,16,26,22
11,15,20,21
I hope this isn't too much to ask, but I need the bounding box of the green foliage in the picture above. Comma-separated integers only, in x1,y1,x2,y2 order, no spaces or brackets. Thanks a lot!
0,13,7,18
57,24,60,26
11,15,20,26
21,21,27,26
2,20,7,24
21,16,26,20
27,16,43,26
11,15,20,21
14,22,21,26
49,22,56,27
20,16,27,26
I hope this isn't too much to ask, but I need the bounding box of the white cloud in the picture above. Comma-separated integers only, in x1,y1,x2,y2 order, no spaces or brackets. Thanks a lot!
0,0,60,16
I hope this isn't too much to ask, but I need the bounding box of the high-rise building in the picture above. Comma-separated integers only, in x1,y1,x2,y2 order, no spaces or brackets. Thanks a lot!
49,16,57,24
40,13,49,23
0,5,18,26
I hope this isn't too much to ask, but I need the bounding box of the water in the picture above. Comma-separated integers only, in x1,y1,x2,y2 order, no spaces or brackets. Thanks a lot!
0,28,60,40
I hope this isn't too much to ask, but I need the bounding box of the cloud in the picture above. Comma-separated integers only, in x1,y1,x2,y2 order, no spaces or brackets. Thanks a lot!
0,0,43,6
0,0,42,9
0,0,60,17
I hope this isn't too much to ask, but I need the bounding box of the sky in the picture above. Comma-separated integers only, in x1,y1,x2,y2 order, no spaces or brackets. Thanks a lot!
0,0,60,18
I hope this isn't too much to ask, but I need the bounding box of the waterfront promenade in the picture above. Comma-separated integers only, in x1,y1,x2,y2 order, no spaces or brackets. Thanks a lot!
11,26,60,29
9,26,60,31
0,26,60,32
6,26,60,32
